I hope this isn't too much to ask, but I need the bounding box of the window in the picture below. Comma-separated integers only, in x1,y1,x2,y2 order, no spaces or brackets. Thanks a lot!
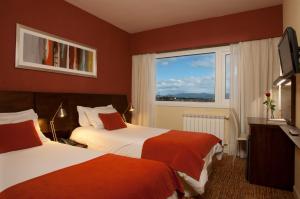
156,46,230,108
225,54,231,99
156,53,216,102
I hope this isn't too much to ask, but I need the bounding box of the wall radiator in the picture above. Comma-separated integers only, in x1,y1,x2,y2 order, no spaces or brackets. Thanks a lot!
183,114,226,143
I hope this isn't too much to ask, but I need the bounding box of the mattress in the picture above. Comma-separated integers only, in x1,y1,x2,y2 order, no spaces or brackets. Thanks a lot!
0,141,178,199
70,124,223,195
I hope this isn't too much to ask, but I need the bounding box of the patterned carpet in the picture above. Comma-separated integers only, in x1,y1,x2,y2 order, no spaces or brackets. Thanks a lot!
192,155,294,199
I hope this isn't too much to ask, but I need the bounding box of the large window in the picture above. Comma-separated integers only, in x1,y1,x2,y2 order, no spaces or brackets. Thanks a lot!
156,53,216,102
156,46,230,107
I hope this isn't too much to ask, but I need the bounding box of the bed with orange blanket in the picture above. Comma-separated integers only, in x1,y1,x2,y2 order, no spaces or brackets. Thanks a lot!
0,141,183,199
142,130,221,181
71,124,223,196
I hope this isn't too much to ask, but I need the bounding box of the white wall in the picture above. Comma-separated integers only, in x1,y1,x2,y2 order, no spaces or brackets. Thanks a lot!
283,0,300,197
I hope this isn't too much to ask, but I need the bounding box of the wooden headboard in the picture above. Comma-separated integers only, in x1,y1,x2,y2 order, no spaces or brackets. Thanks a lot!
0,91,129,137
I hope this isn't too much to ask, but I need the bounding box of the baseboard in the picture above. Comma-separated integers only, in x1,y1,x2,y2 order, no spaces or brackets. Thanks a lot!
294,186,300,199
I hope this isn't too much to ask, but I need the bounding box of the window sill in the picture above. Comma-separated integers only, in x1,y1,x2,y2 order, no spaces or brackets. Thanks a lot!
155,101,229,109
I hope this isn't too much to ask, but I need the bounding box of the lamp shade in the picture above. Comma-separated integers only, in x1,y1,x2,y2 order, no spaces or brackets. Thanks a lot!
58,108,66,118
129,105,135,112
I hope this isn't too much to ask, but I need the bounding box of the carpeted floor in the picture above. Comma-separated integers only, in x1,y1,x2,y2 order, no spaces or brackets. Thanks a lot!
194,155,294,199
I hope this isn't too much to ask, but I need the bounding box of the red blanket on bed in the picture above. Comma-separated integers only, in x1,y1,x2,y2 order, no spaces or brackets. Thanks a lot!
0,154,183,199
142,130,221,180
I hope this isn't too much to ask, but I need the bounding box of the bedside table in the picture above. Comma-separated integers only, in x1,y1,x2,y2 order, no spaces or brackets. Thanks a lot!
43,131,71,141
58,138,88,148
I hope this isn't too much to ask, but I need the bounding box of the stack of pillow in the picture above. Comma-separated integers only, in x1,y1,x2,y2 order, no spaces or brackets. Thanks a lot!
0,105,127,154
77,105,127,130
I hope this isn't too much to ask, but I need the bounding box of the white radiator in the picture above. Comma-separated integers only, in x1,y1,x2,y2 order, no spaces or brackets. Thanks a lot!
183,114,226,142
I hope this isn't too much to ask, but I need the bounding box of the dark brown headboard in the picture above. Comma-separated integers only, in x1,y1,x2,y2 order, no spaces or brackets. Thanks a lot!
0,91,129,137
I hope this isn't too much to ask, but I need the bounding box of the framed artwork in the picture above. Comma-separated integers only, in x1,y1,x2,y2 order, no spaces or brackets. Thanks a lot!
15,24,97,78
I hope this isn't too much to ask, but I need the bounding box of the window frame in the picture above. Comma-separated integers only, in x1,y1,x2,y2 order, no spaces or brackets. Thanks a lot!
221,52,231,106
155,46,230,108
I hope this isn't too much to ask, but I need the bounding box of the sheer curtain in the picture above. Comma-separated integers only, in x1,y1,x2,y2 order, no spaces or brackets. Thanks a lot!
131,54,156,127
228,37,281,155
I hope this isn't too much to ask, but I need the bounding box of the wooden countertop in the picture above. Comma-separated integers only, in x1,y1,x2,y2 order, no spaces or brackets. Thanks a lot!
247,117,300,149
248,117,286,126
280,125,300,149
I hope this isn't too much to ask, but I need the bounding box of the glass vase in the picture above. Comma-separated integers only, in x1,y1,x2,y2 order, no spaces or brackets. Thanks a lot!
266,108,270,120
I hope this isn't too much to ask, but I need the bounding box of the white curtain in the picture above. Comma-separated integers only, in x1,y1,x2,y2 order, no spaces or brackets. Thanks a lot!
132,54,156,127
228,37,281,155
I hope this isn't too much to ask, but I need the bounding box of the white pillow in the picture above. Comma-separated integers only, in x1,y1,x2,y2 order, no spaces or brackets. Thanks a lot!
77,105,111,127
77,106,92,127
85,105,117,128
0,109,49,142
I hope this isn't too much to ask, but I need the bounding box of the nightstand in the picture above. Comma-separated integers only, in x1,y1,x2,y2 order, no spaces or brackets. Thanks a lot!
58,138,88,148
43,130,71,141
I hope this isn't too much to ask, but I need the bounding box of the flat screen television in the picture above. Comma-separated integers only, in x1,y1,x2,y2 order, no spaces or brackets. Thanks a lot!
278,27,300,77
281,76,296,126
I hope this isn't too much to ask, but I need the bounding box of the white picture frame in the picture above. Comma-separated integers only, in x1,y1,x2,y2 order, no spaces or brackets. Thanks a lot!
15,24,97,78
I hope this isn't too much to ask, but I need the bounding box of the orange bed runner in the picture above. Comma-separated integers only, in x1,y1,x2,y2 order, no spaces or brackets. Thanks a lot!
142,130,221,180
0,154,183,199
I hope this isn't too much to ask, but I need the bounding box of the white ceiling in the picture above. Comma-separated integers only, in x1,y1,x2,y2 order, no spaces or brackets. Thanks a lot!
65,0,282,33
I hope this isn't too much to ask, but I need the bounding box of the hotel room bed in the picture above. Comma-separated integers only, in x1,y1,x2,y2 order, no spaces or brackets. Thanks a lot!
0,91,222,197
70,123,223,196
0,141,182,199
0,108,183,199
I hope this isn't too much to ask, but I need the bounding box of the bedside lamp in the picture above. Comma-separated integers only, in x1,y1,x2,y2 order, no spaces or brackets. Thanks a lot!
50,102,67,141
122,104,134,122
129,105,135,112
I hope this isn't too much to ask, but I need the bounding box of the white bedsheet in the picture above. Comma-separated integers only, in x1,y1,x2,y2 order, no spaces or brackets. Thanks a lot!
0,141,102,192
71,124,167,158
70,124,223,195
0,141,178,199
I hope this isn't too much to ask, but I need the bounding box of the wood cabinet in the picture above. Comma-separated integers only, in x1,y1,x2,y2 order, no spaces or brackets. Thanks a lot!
247,117,294,191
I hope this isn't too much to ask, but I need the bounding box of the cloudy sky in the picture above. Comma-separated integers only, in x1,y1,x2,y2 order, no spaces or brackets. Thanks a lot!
156,53,216,96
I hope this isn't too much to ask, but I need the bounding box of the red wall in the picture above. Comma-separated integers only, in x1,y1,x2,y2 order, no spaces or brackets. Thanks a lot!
0,0,131,98
130,5,283,54
0,1,283,99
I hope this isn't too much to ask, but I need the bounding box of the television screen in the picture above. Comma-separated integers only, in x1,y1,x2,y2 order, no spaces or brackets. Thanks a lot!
278,27,299,76
281,77,295,126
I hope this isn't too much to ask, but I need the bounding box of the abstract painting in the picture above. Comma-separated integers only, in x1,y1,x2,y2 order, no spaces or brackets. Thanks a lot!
16,24,97,78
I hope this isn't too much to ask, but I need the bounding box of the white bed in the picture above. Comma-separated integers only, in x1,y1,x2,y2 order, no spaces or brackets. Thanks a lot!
0,141,178,199
0,141,101,192
70,123,223,196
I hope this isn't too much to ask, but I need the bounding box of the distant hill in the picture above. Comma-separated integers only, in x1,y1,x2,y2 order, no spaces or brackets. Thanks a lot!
156,92,215,102
173,93,214,99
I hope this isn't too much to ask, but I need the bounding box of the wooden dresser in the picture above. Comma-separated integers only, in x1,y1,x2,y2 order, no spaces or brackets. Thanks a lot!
247,117,294,191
